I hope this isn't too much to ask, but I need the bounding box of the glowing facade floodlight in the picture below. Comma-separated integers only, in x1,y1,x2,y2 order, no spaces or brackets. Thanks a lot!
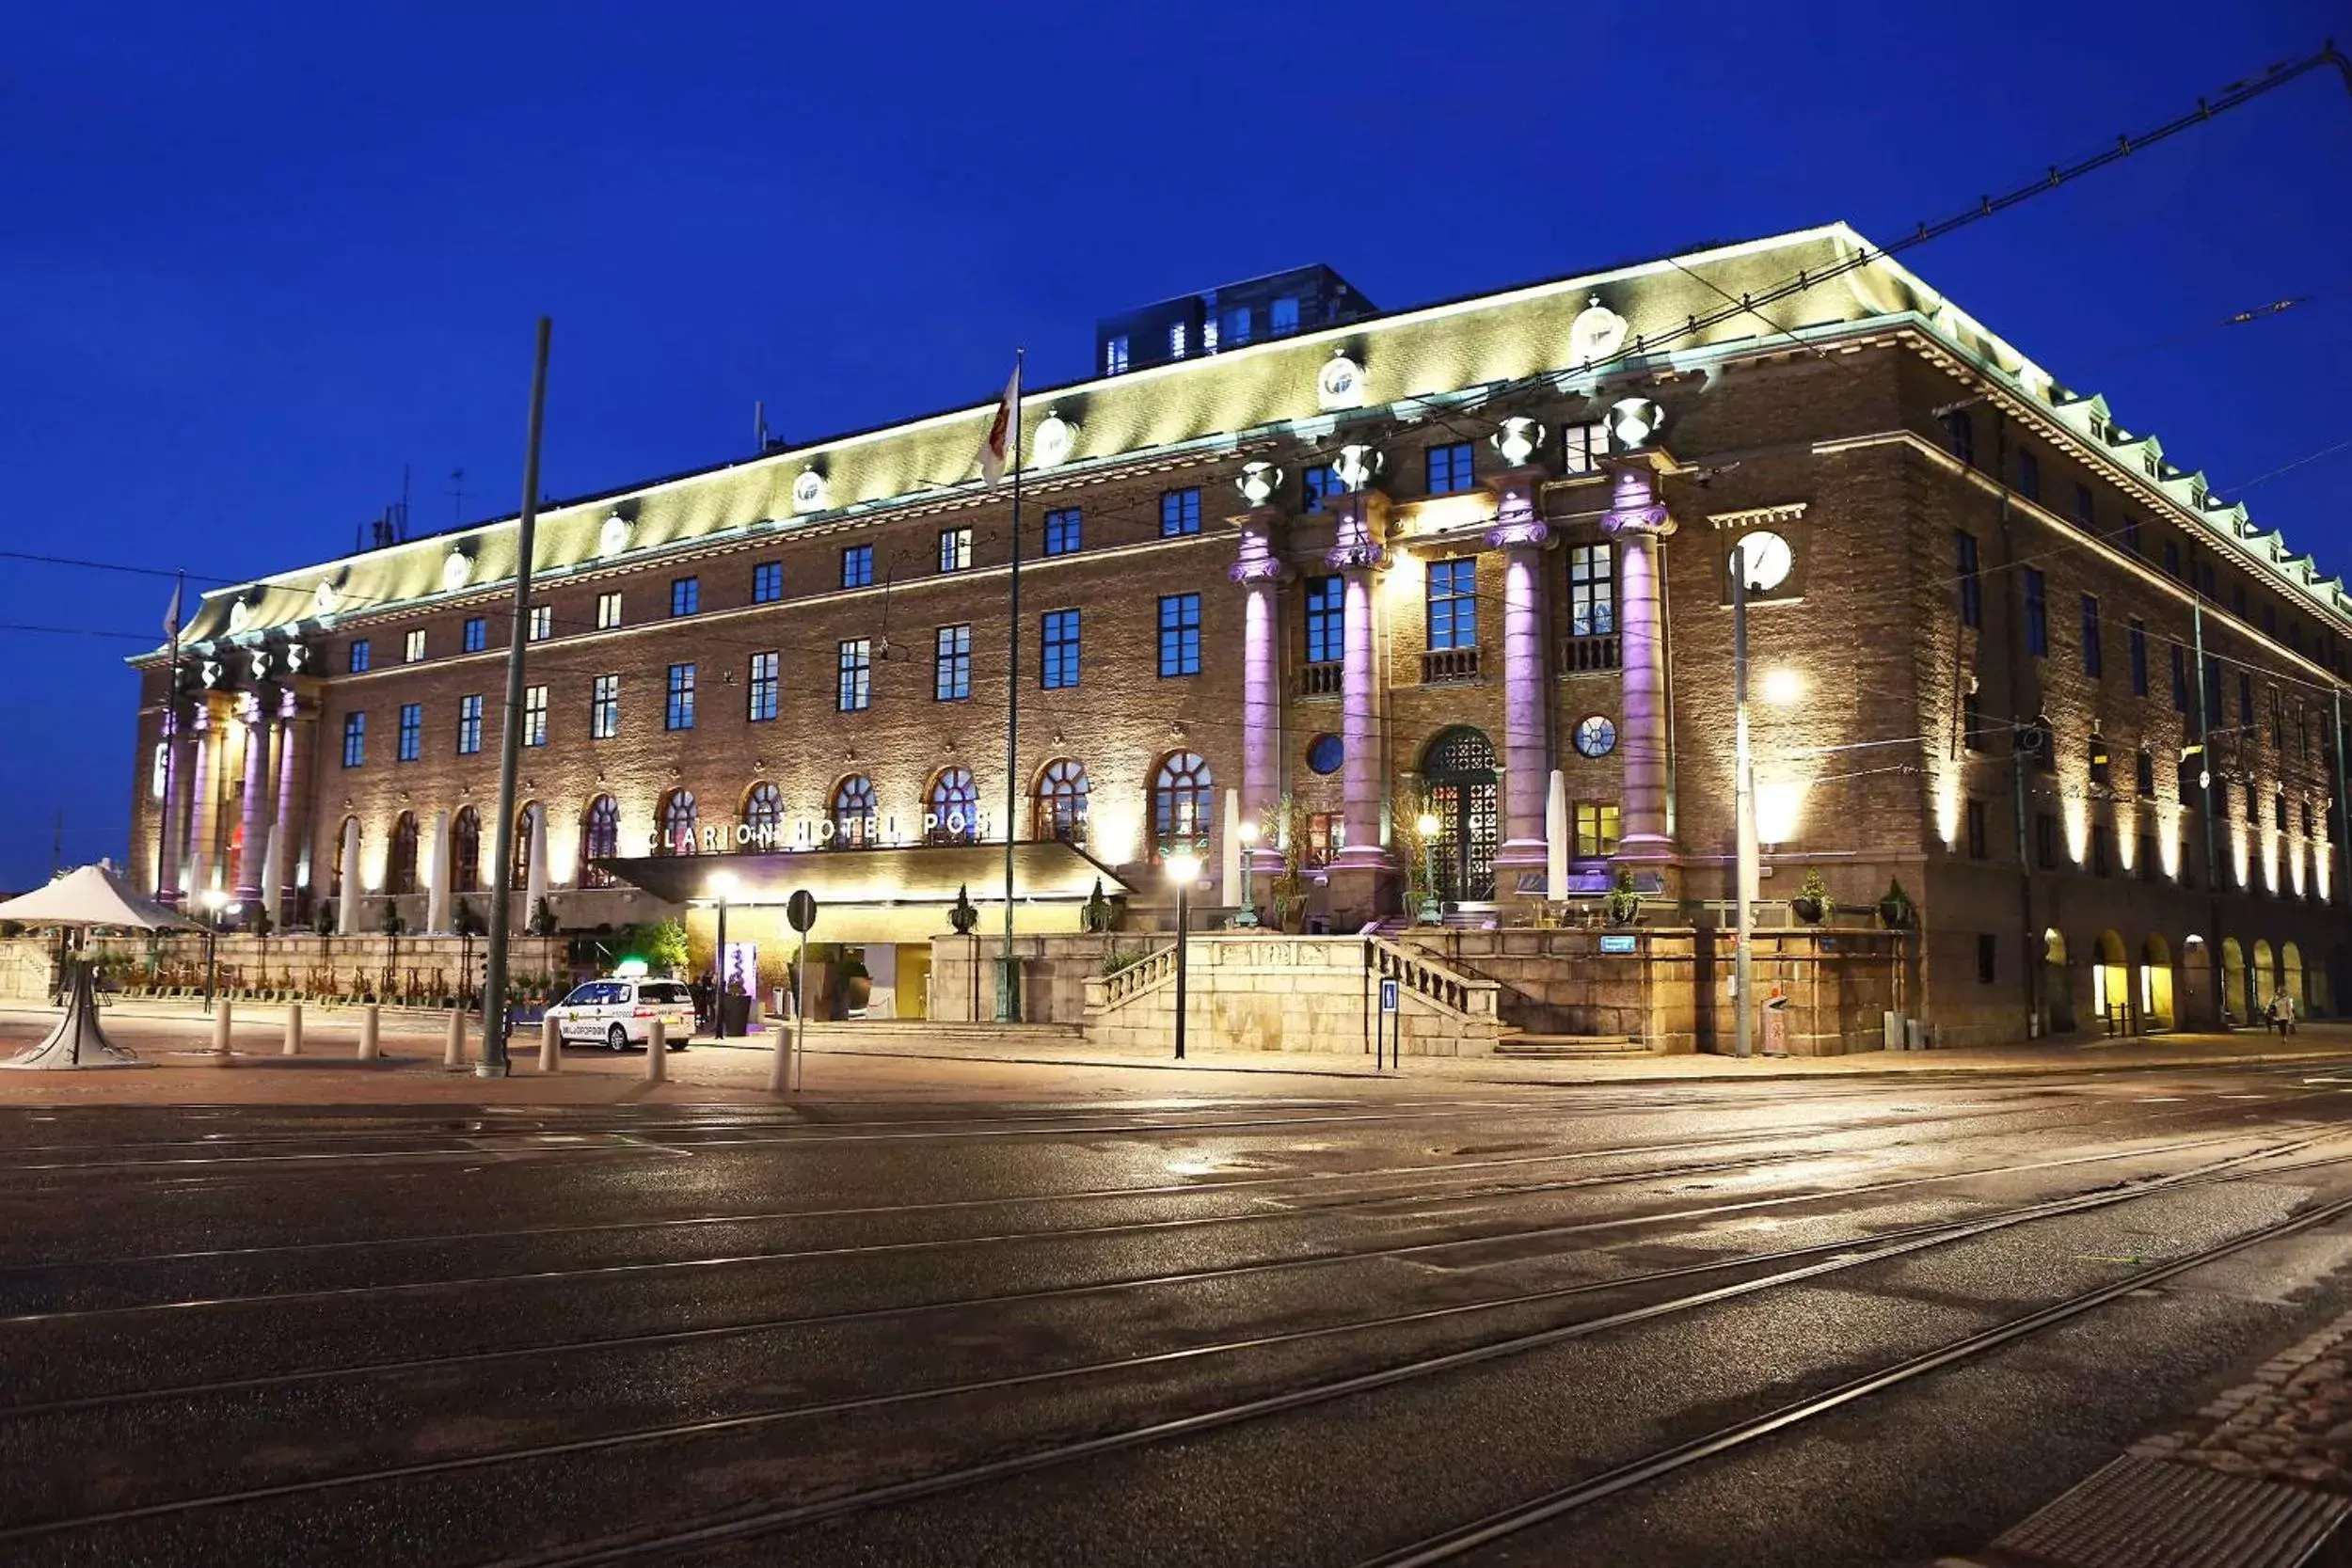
707,869,740,901
1760,668,1805,705
1165,850,1204,887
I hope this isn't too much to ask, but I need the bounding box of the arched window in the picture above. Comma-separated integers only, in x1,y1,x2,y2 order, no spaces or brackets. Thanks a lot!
510,803,538,890
741,782,784,847
659,789,699,856
928,767,978,845
1033,757,1089,844
388,812,420,895
830,775,878,847
580,795,620,887
452,806,482,893
1151,751,1214,861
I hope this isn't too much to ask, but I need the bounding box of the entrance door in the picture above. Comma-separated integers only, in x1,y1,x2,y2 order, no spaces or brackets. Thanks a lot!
1422,727,1498,903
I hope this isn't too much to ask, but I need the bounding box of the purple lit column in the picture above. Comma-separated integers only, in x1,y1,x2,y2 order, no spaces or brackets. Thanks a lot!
1486,466,1553,886
1602,461,1677,860
156,705,191,907
1229,509,1290,880
183,706,214,896
1323,486,1394,923
233,692,273,902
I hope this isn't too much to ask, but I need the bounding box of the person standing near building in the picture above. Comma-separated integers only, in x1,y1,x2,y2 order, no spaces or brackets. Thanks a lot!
2280,989,2297,1036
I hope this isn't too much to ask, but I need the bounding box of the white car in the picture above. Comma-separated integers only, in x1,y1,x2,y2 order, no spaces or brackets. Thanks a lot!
546,977,695,1051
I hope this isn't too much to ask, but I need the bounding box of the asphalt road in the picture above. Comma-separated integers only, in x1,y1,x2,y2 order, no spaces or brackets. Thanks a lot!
6,1061,2352,1565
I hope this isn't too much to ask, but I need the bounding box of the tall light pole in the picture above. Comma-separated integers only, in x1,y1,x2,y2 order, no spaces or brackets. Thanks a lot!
1415,811,1443,926
1166,850,1201,1060
708,869,738,1039
1234,821,1260,927
1731,549,1758,1061
200,888,226,1015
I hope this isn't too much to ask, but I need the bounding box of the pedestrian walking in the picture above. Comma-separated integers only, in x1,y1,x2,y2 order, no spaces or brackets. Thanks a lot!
2265,992,2285,1038
691,973,716,1035
2280,990,2297,1036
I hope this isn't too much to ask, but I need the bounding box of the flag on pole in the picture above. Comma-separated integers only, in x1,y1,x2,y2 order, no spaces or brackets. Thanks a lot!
977,362,1020,487
162,580,183,643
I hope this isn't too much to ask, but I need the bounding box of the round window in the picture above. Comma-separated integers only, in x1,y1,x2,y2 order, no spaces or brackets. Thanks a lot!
1306,734,1343,775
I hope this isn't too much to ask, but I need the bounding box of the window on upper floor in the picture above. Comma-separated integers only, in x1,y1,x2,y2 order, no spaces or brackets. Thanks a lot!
341,712,365,768
1568,544,1615,638
1168,322,1187,359
456,694,483,755
1574,801,1621,859
1562,421,1610,475
670,578,698,617
1978,933,1998,984
935,625,971,701
405,628,426,663
2129,619,2149,695
2035,811,2059,870
462,617,486,654
2171,644,2190,712
349,640,371,673
522,686,547,748
2088,735,2111,786
1426,559,1477,650
2232,583,2249,621
1041,609,1080,689
1965,799,1988,860
835,640,871,712
1104,335,1129,375
2121,517,2143,557
2024,568,2048,657
752,561,784,604
841,544,873,589
2080,594,2102,676
527,604,551,641
1157,594,1201,678
2163,540,2183,580
938,527,972,574
2239,671,2255,725
1956,531,1981,628
1160,488,1201,537
1301,466,1343,515
1305,575,1343,666
1425,442,1475,496
2277,792,2290,832
1270,296,1299,336
1963,690,1985,752
665,663,695,731
1043,507,1081,557
397,703,421,762
1940,409,1976,467
596,592,622,630
1220,305,1251,346
2137,747,2155,798
747,652,778,722
590,674,619,739
2016,450,2041,501
2073,484,2094,531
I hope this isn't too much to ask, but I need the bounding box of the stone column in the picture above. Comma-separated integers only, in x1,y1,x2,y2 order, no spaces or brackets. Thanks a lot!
524,804,549,925
337,816,362,938
270,697,304,923
1602,459,1677,863
183,705,215,898
1323,487,1394,925
425,809,452,934
1486,465,1554,890
1228,504,1291,879
233,692,274,903
156,699,192,907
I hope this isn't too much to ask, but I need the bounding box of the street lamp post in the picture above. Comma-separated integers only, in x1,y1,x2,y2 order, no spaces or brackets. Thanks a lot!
1166,850,1202,1061
1415,812,1443,926
1732,556,1756,1061
1234,822,1259,927
199,890,238,1016
708,869,739,1040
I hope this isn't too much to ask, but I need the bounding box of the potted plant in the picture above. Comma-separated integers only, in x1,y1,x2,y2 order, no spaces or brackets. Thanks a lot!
529,896,560,938
1079,878,1114,934
378,902,406,938
1876,877,1916,929
947,884,980,936
1603,869,1642,927
840,957,872,1014
311,901,336,937
1790,867,1832,925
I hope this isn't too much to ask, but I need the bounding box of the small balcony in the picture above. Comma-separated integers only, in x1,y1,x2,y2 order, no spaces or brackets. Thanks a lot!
1560,634,1620,673
1295,660,1343,698
1421,645,1483,685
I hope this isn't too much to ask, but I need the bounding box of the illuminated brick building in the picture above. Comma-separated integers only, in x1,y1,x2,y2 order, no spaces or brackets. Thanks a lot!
126,225,2352,1043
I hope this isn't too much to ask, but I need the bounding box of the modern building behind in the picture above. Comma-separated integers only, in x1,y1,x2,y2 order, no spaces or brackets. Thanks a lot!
127,224,2352,1045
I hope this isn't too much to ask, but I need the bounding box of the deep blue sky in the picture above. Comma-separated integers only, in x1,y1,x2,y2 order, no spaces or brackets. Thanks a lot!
4,1,2346,889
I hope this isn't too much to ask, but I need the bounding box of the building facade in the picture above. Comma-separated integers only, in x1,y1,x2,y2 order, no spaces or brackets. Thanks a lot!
126,225,2352,1044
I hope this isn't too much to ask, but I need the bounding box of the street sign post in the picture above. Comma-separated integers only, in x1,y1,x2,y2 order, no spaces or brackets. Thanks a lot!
777,890,817,1093
1376,976,1400,1070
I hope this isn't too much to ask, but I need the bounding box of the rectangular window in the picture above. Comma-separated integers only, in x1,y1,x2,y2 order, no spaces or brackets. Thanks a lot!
341,712,365,768
2136,747,2155,797
665,663,695,731
1104,335,1129,374
2233,583,2249,621
1159,488,1201,537
1977,933,1997,986
1567,544,1615,637
1157,594,1202,678
1304,812,1346,865
669,578,699,617
2163,541,2183,580
2269,688,2283,749
405,628,426,663
2276,792,2289,832
2171,644,2190,712
2016,450,2041,501
2263,603,2278,637
1965,798,1988,860
1574,801,1621,859
1305,575,1344,665
1041,609,1080,690
1270,296,1299,335
522,686,547,748
747,652,778,722
934,625,972,701
2024,568,2047,657
752,562,784,604
1426,559,1478,650
2091,826,2114,878
1301,466,1343,514
1956,531,1981,627
2035,812,2059,870
456,694,483,754
1220,305,1251,345
2080,594,2102,676
2239,672,2254,726
1043,508,1082,557
2073,484,2094,530
937,527,973,574
1168,322,1187,359
596,592,622,630
1562,421,1610,474
1424,442,1475,495
591,674,619,740
2245,782,2259,826
1941,410,1975,466
462,616,486,654
2121,518,2143,557
397,703,421,763
527,604,551,642
2129,619,2148,695
841,544,874,589
836,640,871,712
2089,736,2111,786
348,639,371,674
1963,690,1985,752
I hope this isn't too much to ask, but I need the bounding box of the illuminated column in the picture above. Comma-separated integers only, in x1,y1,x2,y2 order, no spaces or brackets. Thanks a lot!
233,690,274,903
337,816,361,938
1603,460,1677,861
270,696,308,921
183,705,215,896
156,699,193,907
1323,478,1394,924
425,809,452,934
1227,495,1291,879
1486,461,1554,889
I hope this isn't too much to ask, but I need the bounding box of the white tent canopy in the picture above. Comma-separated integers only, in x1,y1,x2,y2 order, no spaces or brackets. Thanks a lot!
0,863,199,933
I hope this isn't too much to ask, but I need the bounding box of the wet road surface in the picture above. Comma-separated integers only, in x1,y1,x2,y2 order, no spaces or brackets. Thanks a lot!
7,1061,2352,1564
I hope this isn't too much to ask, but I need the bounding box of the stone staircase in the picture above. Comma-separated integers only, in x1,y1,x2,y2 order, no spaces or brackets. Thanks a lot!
1493,1030,1648,1058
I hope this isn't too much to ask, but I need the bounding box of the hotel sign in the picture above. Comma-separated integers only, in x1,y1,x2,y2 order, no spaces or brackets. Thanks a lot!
645,809,995,856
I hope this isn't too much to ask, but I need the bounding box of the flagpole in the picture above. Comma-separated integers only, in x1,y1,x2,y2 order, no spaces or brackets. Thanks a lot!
157,571,185,905
997,349,1025,1022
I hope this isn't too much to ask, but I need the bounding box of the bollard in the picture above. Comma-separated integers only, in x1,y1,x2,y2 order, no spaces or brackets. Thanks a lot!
645,1018,666,1083
358,1004,380,1061
212,998,233,1060
282,1003,303,1056
540,1014,561,1074
768,1026,789,1094
444,1009,467,1070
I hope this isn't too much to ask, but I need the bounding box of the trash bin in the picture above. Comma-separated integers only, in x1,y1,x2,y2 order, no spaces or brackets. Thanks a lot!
1762,1006,1788,1055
